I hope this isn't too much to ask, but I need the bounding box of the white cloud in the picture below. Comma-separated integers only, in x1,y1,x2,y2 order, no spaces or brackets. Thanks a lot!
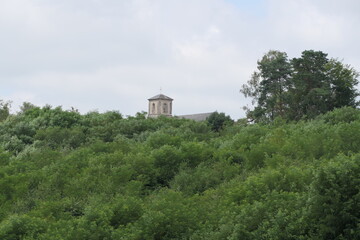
267,0,345,48
1,0,359,119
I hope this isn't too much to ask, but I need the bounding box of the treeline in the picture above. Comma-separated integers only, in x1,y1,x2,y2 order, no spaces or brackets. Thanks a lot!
0,103,359,239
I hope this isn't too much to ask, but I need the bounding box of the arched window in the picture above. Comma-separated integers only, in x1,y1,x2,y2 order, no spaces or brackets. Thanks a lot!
152,103,156,114
163,103,168,113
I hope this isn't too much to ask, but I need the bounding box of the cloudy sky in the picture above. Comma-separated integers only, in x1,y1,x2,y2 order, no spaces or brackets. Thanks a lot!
1,0,360,119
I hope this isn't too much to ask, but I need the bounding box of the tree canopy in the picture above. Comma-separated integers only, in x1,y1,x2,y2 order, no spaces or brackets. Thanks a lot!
206,111,233,131
0,103,359,239
241,50,359,122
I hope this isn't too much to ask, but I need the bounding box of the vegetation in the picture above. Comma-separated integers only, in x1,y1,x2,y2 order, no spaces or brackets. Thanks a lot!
206,111,233,131
0,101,359,239
241,50,359,122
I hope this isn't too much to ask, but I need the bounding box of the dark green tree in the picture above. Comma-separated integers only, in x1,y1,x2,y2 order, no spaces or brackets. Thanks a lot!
326,58,359,109
241,50,292,122
206,111,233,131
290,50,332,119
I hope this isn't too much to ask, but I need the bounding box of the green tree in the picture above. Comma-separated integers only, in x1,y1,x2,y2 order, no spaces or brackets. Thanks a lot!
289,50,359,120
206,112,233,131
0,100,11,122
241,50,292,122
326,58,359,109
19,102,37,114
290,50,332,119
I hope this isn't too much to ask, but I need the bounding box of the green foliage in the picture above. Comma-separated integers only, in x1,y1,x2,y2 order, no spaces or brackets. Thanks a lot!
317,106,360,124
307,155,360,239
116,189,203,240
0,215,46,240
0,100,11,122
152,145,184,185
242,50,359,122
206,111,233,131
0,105,359,239
170,160,240,195
35,126,86,149
241,50,292,121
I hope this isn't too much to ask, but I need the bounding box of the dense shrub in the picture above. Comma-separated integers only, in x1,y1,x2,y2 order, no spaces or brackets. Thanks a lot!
0,105,359,239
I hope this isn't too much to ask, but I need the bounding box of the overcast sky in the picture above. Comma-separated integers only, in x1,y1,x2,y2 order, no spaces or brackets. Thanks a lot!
1,0,360,119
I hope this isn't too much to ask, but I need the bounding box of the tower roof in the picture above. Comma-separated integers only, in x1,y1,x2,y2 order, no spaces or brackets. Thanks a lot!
148,94,173,101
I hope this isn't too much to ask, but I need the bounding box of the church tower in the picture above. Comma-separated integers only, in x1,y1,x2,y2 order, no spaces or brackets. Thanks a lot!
148,94,173,118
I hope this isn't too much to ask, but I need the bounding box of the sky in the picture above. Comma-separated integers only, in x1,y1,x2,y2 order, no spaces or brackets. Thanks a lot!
1,0,360,120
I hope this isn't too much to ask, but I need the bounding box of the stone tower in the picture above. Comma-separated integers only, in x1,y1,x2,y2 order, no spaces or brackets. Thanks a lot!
148,94,173,118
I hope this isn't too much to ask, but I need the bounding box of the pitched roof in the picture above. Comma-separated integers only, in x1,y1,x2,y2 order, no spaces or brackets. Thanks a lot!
177,112,214,121
148,94,173,101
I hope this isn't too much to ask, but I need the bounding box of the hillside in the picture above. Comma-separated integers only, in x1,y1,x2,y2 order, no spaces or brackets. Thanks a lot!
0,105,359,239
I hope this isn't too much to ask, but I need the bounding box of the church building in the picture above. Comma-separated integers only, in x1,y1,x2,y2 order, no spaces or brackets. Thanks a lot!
147,93,213,121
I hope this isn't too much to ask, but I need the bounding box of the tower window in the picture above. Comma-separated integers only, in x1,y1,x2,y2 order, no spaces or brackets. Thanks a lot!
152,103,156,114
163,103,168,113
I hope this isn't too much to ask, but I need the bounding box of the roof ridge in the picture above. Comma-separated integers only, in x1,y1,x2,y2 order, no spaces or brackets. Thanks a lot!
148,94,173,100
